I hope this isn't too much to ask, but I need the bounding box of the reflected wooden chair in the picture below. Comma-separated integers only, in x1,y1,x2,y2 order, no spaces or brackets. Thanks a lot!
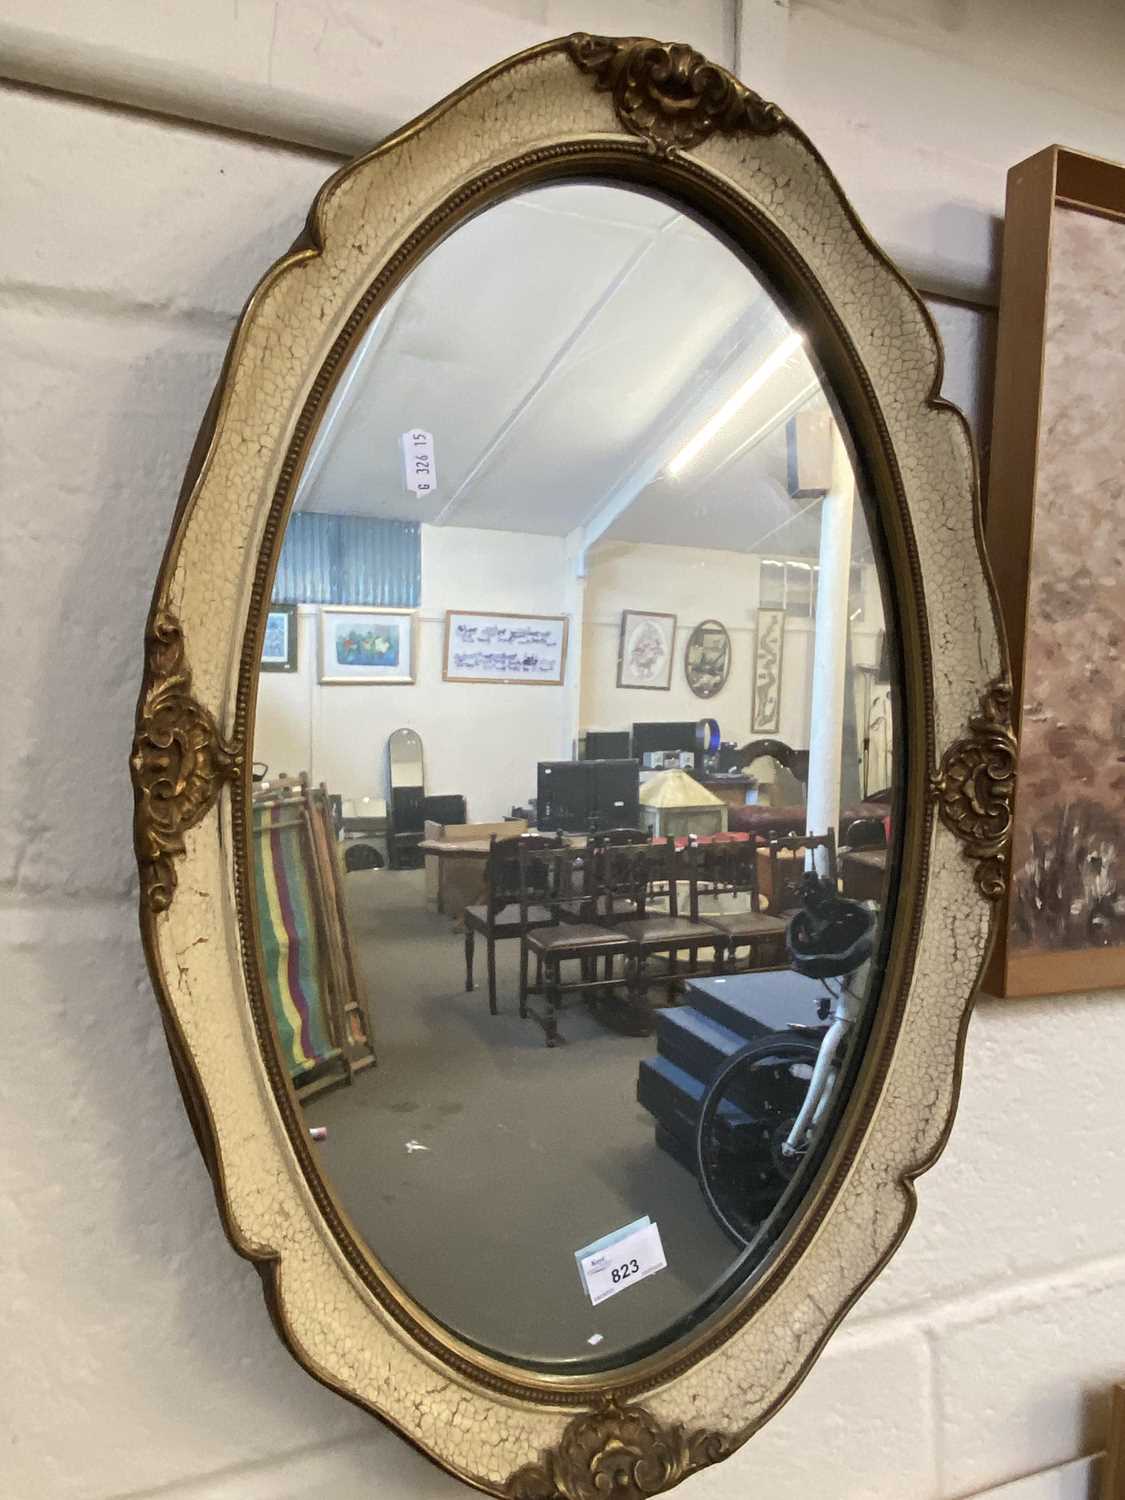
517,843,634,1046
602,842,725,1003
765,830,838,916
685,837,788,972
464,833,560,1014
560,827,652,927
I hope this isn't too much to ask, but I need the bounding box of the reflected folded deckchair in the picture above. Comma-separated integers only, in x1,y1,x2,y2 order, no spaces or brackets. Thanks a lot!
253,799,348,1094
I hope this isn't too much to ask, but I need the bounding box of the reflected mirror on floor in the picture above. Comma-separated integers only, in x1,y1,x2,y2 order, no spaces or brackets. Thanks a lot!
250,180,898,1371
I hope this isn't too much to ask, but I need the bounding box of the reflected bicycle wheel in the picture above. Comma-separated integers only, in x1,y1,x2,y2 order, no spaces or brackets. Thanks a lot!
694,1034,822,1246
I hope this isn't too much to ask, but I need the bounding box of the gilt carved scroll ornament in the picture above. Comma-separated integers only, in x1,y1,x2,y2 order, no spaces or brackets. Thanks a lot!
931,680,1017,900
568,34,785,155
131,610,241,913
507,1397,731,1500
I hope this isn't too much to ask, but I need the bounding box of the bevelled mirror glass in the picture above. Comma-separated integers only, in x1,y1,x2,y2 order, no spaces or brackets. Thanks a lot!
251,179,896,1371
132,33,1010,1499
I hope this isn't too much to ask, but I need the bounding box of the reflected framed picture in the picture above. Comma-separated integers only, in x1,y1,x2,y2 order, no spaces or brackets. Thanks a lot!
617,609,676,690
751,607,785,733
987,145,1125,996
261,604,298,672
442,610,567,685
684,618,731,699
318,606,416,685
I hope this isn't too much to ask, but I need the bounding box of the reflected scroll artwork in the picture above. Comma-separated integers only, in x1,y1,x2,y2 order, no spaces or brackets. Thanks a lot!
751,607,784,733
443,610,568,685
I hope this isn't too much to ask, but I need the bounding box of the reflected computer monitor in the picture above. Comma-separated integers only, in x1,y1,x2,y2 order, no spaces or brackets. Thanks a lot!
582,730,632,761
536,759,640,833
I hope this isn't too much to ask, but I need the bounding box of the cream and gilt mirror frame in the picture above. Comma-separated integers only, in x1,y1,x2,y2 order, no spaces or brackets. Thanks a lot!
130,34,1013,1499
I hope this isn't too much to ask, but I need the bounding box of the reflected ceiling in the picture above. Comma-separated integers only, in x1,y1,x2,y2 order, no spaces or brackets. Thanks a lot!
299,184,834,557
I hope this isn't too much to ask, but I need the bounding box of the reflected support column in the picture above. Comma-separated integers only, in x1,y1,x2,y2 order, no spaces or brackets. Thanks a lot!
564,527,586,760
804,421,856,872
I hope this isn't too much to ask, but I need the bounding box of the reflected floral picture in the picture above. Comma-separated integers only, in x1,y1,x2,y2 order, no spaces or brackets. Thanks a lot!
617,610,676,690
318,607,416,684
336,622,399,668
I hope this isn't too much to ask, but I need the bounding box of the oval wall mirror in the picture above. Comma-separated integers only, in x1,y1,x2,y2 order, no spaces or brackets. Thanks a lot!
131,34,1012,1499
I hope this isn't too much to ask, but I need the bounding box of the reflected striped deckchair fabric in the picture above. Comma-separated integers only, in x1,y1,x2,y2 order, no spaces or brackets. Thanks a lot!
253,801,339,1078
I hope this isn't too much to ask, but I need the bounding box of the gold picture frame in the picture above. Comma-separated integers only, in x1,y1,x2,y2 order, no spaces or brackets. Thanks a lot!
130,33,1009,1497
986,145,1125,997
1106,1383,1125,1500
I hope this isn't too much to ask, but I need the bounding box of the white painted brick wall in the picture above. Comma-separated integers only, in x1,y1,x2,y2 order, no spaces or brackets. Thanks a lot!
2,5,1123,1498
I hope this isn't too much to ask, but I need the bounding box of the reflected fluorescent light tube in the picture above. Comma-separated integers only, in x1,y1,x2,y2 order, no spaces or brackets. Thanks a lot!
667,330,804,477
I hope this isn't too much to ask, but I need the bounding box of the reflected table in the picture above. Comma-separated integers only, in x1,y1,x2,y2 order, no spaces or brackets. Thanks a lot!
418,839,495,920
418,831,760,922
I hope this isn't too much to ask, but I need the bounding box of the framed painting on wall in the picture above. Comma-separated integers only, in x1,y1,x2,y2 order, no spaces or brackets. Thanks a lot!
987,145,1125,996
261,604,297,672
442,610,567,685
318,607,417,685
751,607,785,733
616,609,676,690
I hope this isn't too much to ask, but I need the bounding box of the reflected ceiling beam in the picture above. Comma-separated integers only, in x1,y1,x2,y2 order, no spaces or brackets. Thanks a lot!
695,374,821,490
740,488,827,556
516,192,678,237
574,306,772,572
431,210,681,528
667,331,803,476
578,347,818,572
296,293,410,512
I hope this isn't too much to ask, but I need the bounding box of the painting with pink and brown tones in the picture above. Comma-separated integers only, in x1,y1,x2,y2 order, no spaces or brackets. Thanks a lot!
1008,204,1125,985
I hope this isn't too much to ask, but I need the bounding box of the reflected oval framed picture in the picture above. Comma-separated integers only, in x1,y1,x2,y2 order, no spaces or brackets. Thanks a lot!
130,32,1011,1500
684,618,731,698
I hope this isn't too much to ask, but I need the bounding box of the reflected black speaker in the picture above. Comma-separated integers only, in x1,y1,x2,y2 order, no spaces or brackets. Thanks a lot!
391,786,425,833
423,794,467,826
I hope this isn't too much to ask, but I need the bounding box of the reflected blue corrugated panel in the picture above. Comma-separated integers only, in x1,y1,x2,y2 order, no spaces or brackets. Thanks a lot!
271,513,421,606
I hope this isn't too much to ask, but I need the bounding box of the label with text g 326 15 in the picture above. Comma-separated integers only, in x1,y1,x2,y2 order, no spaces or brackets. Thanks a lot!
575,1217,667,1307
401,429,436,495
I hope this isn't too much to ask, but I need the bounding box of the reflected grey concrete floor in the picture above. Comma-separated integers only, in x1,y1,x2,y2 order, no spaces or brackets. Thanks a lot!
305,867,736,1369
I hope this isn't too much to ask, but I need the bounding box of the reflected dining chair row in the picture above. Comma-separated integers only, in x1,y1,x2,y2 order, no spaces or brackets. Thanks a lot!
513,832,830,1047
463,826,841,1044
